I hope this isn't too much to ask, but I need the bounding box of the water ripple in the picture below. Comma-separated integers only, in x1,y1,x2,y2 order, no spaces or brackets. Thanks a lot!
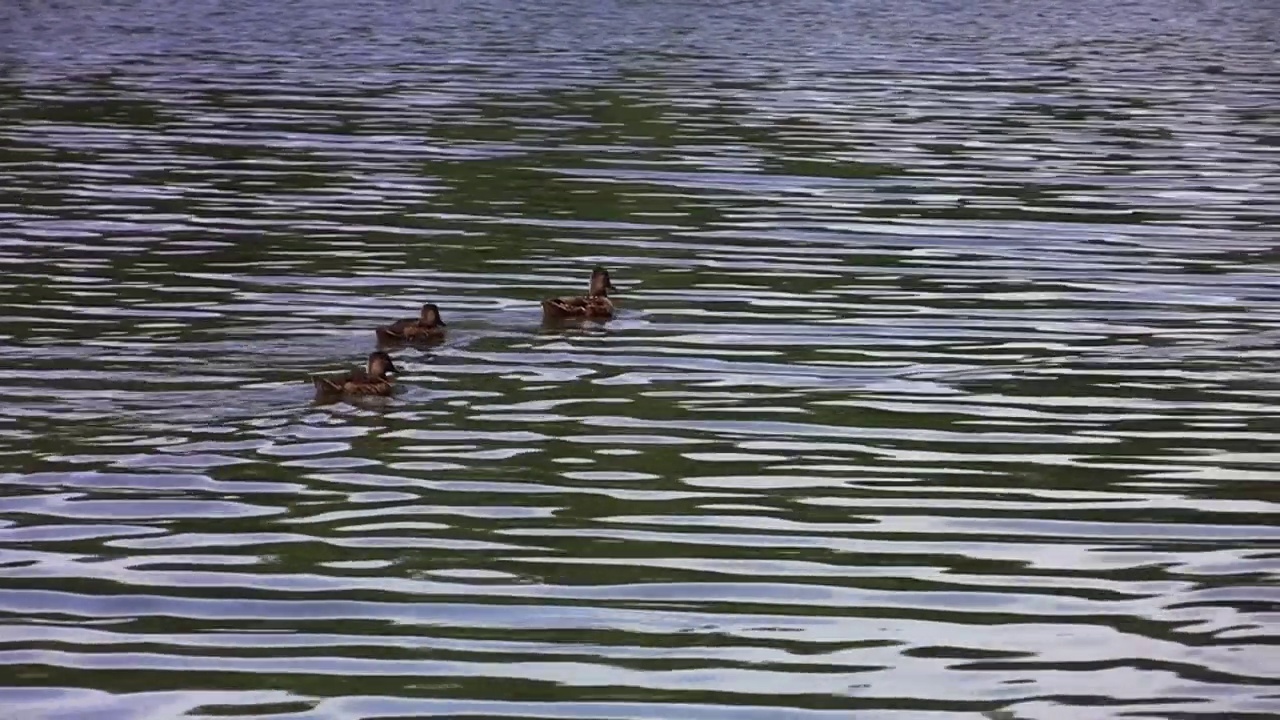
1,0,1278,718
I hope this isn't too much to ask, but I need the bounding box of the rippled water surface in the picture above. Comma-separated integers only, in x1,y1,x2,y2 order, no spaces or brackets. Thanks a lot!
2,1,1279,718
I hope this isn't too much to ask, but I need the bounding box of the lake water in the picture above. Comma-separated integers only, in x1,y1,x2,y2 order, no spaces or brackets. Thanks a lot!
1,1,1278,718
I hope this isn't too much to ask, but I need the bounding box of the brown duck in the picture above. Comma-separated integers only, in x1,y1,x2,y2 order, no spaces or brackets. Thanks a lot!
312,351,398,397
376,303,447,345
541,266,617,319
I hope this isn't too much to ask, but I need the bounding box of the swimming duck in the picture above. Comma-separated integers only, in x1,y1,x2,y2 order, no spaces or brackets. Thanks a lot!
312,351,398,397
376,303,447,345
541,266,617,319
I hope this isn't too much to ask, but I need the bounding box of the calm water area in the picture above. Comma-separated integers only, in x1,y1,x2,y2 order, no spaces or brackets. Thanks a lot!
1,1,1279,718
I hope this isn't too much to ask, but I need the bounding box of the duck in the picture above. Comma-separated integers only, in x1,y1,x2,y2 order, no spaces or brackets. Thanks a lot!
375,303,447,345
312,350,398,397
541,266,617,320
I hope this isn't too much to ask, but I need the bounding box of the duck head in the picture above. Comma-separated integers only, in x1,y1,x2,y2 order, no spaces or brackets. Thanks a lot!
589,266,617,297
419,303,446,327
367,351,398,378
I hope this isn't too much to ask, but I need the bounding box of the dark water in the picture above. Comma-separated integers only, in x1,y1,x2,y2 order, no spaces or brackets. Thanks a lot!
2,0,1279,718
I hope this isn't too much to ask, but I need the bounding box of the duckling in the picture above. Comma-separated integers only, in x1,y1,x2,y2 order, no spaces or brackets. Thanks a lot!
312,351,398,397
541,266,617,319
376,303,447,346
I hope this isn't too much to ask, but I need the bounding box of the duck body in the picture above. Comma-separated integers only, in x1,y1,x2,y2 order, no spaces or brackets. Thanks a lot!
312,351,398,398
541,267,618,320
541,294,615,319
376,303,447,345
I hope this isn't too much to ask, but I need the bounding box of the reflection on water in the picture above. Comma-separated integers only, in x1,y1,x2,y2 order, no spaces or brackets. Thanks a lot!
1,0,1278,718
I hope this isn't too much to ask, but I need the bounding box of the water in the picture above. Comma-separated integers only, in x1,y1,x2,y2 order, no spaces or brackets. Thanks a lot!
1,0,1279,718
